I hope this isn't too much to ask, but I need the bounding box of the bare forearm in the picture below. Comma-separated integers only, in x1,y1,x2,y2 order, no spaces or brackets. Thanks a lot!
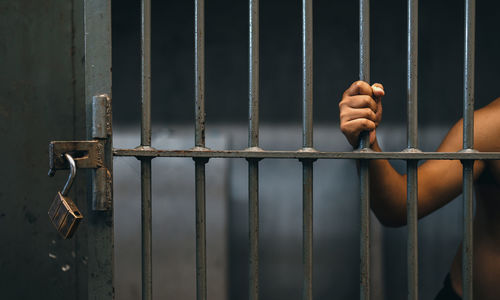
367,140,408,226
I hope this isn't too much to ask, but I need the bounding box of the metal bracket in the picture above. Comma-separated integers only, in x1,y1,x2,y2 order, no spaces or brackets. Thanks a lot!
48,94,113,211
48,141,104,174
90,94,113,211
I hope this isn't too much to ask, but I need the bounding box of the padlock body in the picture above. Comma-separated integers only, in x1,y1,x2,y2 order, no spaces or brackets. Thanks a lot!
48,192,83,239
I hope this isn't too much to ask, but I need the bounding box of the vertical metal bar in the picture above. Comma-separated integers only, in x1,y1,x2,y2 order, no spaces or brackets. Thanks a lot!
302,0,313,149
406,161,418,300
359,0,370,84
359,0,370,299
248,1,260,300
359,160,370,300
406,0,419,299
249,0,259,149
195,0,206,148
140,1,153,299
195,1,208,300
359,0,370,149
142,0,152,147
407,0,418,150
83,0,114,298
463,0,475,150
462,160,474,300
248,161,259,300
302,160,313,300
302,1,313,299
462,0,475,299
140,159,153,300
195,159,207,300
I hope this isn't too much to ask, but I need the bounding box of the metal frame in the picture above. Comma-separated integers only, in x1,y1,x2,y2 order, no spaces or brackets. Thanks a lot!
84,0,487,299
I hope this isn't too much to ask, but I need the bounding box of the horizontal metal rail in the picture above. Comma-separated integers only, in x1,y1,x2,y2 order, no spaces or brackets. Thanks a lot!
114,148,500,160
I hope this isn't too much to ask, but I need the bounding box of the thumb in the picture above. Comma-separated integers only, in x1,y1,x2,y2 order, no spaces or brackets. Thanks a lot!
371,83,385,98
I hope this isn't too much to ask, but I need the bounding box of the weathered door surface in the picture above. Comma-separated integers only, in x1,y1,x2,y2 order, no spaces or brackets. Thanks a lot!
0,0,87,299
0,0,113,299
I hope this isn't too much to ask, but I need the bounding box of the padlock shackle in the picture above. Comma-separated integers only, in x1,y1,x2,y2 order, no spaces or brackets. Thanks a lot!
61,153,76,196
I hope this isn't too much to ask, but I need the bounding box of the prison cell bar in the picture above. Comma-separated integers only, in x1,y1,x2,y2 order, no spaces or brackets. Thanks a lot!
462,0,476,299
139,0,153,299
359,0,371,299
406,0,419,299
116,149,500,160
112,1,487,299
301,0,314,299
248,0,260,299
194,1,208,300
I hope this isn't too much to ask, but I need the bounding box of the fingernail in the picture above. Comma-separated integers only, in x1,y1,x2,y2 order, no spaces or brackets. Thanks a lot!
372,86,384,94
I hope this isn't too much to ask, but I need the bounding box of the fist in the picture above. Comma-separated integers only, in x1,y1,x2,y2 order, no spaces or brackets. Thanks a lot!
339,81,385,148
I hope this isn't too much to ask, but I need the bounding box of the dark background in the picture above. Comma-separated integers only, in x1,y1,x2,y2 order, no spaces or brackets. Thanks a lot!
112,0,500,127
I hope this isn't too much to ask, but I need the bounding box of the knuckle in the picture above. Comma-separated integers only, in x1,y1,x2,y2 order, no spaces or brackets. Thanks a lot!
340,124,347,133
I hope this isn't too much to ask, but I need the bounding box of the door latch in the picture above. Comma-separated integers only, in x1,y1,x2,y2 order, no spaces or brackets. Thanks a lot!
48,95,113,212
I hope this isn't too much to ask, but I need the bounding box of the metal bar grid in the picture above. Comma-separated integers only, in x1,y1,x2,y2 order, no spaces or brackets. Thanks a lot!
115,149,500,160
117,0,487,299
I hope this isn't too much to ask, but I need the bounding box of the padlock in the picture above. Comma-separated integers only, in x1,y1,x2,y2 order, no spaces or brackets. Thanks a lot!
48,153,83,239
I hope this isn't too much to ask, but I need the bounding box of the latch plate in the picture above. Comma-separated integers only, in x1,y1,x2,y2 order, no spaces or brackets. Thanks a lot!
49,140,104,171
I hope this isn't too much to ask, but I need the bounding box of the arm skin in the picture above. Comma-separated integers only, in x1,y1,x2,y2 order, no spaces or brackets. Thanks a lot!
339,80,500,227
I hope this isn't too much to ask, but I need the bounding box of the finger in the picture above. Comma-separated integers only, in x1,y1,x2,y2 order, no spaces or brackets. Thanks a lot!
369,130,377,145
343,80,373,97
371,83,385,98
340,95,377,112
341,118,376,134
340,107,377,123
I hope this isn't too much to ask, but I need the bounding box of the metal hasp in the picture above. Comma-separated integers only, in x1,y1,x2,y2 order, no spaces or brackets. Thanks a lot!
48,95,113,212
49,140,103,172
90,94,113,211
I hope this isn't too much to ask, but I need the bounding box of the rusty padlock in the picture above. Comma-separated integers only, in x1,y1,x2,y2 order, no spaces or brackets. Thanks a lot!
48,153,83,239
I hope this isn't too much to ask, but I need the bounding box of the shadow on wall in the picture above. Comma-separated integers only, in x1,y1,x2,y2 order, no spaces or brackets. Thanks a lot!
113,124,462,300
